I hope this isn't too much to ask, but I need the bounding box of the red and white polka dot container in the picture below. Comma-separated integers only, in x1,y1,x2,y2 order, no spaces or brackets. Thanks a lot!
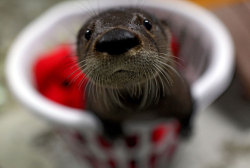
6,0,234,168
62,120,180,168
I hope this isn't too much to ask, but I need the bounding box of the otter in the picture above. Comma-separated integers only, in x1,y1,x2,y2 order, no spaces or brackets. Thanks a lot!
76,8,194,138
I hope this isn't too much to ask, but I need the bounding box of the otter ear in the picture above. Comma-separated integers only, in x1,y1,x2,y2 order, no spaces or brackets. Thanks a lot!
160,20,172,41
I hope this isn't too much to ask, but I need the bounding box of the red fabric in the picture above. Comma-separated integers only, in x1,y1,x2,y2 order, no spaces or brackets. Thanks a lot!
151,125,169,144
171,35,179,58
33,45,87,109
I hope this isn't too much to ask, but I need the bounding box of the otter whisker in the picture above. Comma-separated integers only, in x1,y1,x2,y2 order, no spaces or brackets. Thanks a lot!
77,69,91,89
64,57,90,80
88,74,98,101
152,64,166,95
66,63,87,82
110,88,124,108
154,61,172,86
146,65,160,102
157,58,182,82
158,53,184,67
69,70,84,85
157,62,175,91
67,61,83,71
139,68,155,109
158,52,184,62
67,61,89,81
75,0,99,18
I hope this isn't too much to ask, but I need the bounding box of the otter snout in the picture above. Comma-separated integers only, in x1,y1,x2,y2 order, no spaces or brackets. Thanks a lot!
95,28,140,55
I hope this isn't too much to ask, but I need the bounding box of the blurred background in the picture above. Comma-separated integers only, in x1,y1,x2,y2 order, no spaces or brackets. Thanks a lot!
0,0,250,168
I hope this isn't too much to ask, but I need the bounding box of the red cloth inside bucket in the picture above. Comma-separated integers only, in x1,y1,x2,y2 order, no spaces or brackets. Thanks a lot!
33,45,87,109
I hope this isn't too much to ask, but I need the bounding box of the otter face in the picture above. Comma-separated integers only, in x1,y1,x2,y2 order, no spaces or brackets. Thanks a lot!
77,8,171,88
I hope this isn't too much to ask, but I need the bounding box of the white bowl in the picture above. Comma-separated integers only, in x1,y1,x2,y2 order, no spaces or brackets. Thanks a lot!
6,0,234,136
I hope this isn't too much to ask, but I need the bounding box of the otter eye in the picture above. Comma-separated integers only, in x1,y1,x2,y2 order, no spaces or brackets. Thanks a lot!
143,19,152,31
85,29,92,41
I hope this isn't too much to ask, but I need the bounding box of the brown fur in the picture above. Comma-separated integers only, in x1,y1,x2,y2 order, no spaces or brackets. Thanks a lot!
77,8,194,136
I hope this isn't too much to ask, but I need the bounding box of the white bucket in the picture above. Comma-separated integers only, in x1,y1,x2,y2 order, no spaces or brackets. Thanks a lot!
5,0,234,167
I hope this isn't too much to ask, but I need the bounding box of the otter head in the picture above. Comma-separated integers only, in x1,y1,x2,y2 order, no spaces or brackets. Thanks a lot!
77,8,172,89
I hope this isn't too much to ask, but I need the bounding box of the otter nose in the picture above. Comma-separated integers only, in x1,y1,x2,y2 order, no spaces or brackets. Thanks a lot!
95,28,140,55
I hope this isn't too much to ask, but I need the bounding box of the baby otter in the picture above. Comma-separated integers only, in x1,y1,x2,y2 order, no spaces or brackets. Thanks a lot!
77,8,194,138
